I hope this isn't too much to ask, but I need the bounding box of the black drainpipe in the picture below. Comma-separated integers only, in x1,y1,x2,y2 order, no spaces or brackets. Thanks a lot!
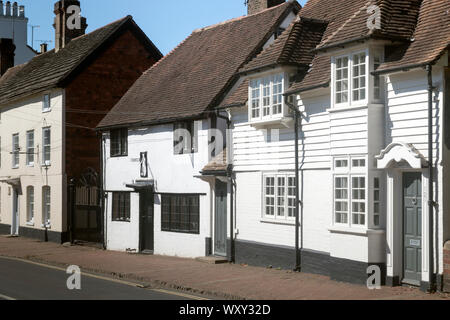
217,111,234,263
285,95,302,271
426,64,436,291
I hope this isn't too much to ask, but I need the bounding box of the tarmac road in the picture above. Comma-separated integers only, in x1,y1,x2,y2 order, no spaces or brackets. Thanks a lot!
0,256,201,300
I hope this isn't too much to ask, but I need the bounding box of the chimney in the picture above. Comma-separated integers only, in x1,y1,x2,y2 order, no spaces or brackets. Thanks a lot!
247,0,285,15
40,43,48,54
5,1,10,16
53,0,87,52
0,38,15,76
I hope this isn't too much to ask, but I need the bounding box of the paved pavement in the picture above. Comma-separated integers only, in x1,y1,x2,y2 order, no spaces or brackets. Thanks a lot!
0,236,449,300
0,256,199,300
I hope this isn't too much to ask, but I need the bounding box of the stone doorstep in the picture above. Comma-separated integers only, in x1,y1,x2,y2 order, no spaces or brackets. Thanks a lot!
195,256,229,265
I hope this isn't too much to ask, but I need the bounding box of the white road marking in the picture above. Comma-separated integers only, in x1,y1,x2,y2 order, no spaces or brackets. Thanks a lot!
0,293,16,301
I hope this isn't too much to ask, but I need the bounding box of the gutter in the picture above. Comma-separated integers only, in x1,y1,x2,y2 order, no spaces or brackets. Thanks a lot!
284,94,302,271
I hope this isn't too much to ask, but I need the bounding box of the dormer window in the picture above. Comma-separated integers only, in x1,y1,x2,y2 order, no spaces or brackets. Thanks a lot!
249,73,289,125
333,50,368,107
332,48,385,108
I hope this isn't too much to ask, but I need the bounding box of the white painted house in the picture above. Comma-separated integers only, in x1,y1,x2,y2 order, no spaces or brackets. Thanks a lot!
97,1,300,257
0,1,36,66
99,0,450,291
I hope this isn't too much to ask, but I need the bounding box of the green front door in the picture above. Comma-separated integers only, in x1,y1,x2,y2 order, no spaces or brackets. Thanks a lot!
403,172,422,286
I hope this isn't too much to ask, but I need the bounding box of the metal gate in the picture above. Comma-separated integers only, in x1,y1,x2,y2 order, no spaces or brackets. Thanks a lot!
69,168,103,244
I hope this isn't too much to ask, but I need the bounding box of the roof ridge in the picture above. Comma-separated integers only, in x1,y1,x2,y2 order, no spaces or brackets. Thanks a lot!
193,1,293,33
70,15,132,42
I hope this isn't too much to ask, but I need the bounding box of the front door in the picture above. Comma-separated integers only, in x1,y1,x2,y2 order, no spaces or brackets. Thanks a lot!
140,191,154,253
403,172,422,285
214,180,228,257
11,189,19,236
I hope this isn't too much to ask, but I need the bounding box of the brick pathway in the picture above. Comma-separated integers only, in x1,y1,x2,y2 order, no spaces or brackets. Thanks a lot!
0,236,448,300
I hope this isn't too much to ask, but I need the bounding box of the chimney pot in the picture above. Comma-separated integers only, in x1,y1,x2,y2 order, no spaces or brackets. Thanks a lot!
247,0,285,15
12,1,17,16
0,1,4,16
40,43,48,54
53,0,88,52
0,38,15,76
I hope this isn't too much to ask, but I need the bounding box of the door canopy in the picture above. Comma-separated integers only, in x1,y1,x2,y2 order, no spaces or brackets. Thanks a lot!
376,142,427,169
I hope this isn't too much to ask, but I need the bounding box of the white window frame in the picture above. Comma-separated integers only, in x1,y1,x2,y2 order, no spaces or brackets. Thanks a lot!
26,130,34,166
42,186,51,227
42,93,51,112
27,186,34,224
373,176,381,228
333,156,368,228
42,127,51,166
249,73,286,122
263,173,296,221
12,133,19,169
332,49,369,108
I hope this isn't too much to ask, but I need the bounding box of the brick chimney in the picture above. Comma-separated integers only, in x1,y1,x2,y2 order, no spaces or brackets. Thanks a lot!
53,0,87,52
0,38,15,76
247,0,285,15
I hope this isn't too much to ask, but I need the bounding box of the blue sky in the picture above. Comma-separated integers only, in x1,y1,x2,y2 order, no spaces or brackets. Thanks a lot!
19,0,307,54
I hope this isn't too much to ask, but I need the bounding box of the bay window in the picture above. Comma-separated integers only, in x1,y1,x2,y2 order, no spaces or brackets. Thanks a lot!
373,177,381,227
249,73,286,121
263,174,296,221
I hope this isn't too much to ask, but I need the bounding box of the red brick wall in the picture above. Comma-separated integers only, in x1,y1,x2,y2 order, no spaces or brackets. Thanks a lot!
445,241,450,292
64,29,159,180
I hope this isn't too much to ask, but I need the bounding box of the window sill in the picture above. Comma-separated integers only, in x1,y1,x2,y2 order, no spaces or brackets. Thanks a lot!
26,222,35,227
112,220,131,223
328,226,385,236
260,218,296,226
249,116,294,129
42,109,52,114
41,224,51,229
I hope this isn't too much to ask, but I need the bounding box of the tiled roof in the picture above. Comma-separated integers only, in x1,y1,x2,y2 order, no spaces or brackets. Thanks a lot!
239,16,327,74
219,79,249,108
0,16,162,106
202,148,228,173
286,0,449,94
377,0,450,73
97,1,300,129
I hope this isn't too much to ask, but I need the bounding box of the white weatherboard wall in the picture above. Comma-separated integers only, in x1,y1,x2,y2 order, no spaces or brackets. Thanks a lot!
104,119,215,258
231,89,333,256
383,64,447,279
0,89,65,233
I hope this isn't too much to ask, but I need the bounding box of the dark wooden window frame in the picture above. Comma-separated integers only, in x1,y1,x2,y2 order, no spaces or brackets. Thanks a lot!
161,194,200,234
110,128,128,157
112,192,131,222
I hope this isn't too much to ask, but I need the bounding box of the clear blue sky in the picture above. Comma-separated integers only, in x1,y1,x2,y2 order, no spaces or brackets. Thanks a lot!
19,0,307,54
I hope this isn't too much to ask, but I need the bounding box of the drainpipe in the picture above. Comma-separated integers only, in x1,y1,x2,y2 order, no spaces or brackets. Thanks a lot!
285,95,302,271
426,64,436,291
216,110,234,263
